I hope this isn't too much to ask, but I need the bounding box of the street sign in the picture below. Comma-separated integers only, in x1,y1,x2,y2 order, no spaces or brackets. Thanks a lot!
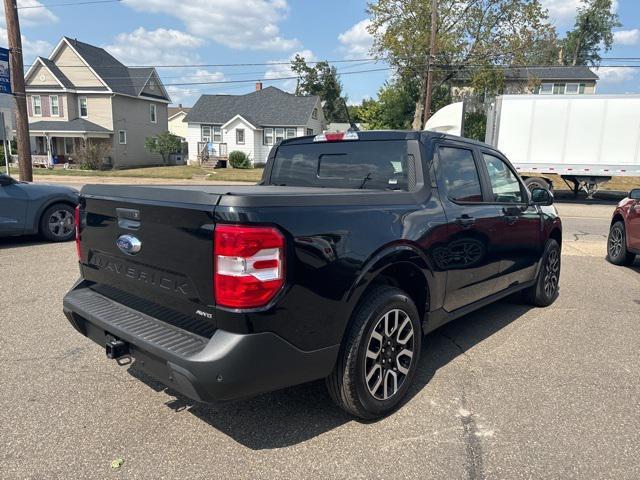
0,47,11,94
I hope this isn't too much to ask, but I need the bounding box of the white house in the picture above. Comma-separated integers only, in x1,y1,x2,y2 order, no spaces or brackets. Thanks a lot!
184,84,325,165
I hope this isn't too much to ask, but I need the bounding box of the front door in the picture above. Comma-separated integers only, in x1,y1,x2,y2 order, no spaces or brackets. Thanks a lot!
0,179,28,235
433,143,504,312
478,150,542,290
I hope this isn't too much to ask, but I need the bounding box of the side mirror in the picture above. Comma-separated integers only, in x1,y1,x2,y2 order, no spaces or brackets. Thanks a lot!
0,174,16,186
629,188,640,200
531,187,553,206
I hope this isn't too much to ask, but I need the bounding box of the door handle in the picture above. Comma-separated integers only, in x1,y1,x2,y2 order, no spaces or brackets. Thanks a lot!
455,215,475,229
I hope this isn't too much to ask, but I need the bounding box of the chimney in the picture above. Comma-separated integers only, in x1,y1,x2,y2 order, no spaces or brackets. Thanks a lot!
178,103,183,108
255,81,263,91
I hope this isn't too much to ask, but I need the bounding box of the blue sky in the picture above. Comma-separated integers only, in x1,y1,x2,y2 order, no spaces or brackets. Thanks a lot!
2,0,639,106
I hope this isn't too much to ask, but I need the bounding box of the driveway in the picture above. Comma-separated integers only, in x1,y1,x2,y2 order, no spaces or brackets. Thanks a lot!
1,201,639,479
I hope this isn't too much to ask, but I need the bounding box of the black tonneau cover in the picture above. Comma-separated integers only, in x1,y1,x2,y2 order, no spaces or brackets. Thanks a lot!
81,184,423,208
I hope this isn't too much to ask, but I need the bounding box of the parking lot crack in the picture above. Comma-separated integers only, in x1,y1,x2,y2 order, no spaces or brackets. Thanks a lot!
458,391,486,480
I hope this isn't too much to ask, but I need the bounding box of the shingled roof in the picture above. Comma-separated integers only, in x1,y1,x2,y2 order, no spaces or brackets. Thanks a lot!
37,57,74,89
503,66,598,81
184,87,320,126
61,37,169,100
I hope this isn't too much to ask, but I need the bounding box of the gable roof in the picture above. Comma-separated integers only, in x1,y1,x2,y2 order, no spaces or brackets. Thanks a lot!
184,86,319,126
36,37,171,101
35,57,74,88
168,106,191,119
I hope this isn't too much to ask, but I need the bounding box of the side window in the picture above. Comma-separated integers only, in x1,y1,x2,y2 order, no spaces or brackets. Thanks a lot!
482,153,523,203
438,146,483,202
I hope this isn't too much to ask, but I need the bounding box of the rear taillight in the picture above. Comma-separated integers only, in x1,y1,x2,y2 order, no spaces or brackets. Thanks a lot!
74,205,82,262
214,225,285,309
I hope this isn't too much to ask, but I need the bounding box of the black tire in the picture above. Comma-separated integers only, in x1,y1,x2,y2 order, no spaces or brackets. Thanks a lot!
40,203,75,242
607,221,636,266
326,285,422,419
524,176,551,193
523,239,561,307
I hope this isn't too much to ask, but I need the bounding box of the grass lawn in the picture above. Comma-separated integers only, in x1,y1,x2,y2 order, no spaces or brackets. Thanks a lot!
9,165,264,182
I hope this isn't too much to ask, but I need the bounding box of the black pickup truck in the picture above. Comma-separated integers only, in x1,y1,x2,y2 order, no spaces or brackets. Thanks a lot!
64,130,562,419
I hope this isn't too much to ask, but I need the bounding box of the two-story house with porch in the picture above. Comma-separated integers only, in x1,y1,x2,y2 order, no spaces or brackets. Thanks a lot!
23,37,170,168
184,84,325,166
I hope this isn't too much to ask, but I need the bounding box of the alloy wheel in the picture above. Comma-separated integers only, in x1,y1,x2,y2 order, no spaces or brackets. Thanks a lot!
543,248,560,298
364,309,415,401
48,209,74,238
608,226,623,259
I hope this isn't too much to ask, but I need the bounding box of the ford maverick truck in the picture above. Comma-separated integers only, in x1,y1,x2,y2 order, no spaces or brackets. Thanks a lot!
64,131,562,418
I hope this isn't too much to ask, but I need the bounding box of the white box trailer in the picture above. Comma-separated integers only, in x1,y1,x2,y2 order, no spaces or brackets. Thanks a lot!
485,95,640,194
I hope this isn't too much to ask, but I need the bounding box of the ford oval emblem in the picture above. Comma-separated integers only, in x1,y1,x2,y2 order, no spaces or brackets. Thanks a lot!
116,234,142,255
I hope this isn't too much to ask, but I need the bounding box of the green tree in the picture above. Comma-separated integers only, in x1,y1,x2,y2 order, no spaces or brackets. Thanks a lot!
358,77,421,129
367,0,558,129
291,55,348,122
145,132,181,165
562,0,620,66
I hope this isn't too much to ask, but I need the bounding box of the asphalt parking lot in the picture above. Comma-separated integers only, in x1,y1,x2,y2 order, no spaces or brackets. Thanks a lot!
1,200,639,479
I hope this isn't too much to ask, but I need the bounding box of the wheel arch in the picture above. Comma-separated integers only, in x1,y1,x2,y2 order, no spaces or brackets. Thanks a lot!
345,243,436,335
32,197,77,234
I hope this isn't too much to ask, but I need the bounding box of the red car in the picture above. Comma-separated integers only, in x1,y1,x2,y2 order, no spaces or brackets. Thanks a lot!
608,188,640,265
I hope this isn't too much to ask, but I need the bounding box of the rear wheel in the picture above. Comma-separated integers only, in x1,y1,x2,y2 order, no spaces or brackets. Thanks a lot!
523,239,561,307
40,203,75,242
607,221,635,266
524,177,551,193
326,286,421,419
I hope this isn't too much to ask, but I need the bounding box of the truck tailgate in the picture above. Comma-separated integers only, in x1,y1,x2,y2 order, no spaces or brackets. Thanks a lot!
78,186,219,332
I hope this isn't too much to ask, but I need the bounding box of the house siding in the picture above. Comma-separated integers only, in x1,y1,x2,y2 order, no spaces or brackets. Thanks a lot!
28,64,58,86
72,94,114,130
111,95,168,167
52,43,104,87
168,112,189,139
224,117,257,162
186,123,202,164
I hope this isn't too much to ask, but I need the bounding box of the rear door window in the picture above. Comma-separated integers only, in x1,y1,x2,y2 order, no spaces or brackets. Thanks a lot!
269,140,415,191
437,146,483,202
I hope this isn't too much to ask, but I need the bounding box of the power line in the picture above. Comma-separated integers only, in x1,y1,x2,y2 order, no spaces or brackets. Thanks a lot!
17,0,122,9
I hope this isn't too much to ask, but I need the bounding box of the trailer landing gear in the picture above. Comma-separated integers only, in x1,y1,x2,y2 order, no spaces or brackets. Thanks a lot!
561,176,611,199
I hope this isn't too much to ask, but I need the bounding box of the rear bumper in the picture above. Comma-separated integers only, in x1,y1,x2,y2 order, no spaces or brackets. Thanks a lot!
63,283,339,402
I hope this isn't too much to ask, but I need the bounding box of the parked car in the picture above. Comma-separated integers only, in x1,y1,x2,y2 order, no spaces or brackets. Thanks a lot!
607,188,640,265
63,131,562,419
0,174,78,242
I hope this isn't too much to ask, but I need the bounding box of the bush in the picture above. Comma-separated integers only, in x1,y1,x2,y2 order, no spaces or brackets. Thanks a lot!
228,150,252,169
77,140,111,170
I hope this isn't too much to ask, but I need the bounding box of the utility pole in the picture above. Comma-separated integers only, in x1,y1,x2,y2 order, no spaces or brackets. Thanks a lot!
4,0,32,181
423,0,438,128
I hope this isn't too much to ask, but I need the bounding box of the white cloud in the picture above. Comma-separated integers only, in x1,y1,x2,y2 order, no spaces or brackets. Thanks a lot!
165,69,226,105
338,19,374,59
594,66,637,84
264,49,315,92
10,0,58,26
105,27,204,66
122,0,299,51
542,0,618,28
614,29,640,46
0,27,52,60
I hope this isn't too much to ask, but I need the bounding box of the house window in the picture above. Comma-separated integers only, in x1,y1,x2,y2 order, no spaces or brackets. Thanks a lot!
201,125,212,142
565,83,580,95
306,128,313,136
50,95,59,116
539,83,553,95
275,128,285,144
213,126,222,142
264,127,273,145
118,130,127,145
286,128,296,139
79,97,88,117
150,103,157,123
553,83,566,95
32,95,42,116
236,128,245,144
312,108,318,119
64,137,74,155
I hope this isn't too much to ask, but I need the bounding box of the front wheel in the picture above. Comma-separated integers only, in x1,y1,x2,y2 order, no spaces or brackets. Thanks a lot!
40,203,76,242
523,239,561,307
326,285,421,419
607,221,636,266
